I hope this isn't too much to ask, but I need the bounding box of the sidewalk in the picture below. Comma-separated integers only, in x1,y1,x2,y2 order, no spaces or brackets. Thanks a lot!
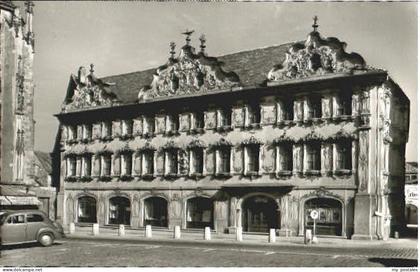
65,225,418,250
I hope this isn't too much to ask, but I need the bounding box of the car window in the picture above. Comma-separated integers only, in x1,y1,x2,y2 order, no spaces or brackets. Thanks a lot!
6,214,25,224
27,214,44,223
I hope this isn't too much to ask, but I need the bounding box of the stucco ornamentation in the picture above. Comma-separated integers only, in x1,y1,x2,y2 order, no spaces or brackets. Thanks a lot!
63,66,119,112
138,33,240,101
268,30,366,82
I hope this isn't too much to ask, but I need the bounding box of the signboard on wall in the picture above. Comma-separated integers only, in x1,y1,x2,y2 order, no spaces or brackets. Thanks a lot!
405,185,418,206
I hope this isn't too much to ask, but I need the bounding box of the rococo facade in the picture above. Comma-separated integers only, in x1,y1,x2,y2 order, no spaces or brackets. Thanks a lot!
55,21,410,240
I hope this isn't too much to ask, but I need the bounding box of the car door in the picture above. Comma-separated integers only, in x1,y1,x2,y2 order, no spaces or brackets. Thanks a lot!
26,213,45,242
1,213,27,244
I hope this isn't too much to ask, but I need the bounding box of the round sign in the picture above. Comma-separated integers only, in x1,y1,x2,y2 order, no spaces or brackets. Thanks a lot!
310,210,319,220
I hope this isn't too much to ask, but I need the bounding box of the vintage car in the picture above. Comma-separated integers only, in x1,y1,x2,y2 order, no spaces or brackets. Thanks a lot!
0,210,64,247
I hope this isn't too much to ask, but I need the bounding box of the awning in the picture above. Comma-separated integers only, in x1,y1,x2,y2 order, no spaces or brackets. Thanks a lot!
0,196,41,206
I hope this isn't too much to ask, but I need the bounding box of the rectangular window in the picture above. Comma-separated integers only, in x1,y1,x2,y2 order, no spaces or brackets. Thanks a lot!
82,124,92,140
337,93,352,116
84,156,92,176
68,125,77,140
219,148,231,173
219,109,231,127
102,155,111,176
167,150,178,174
192,149,204,174
279,144,293,171
337,141,352,170
69,157,77,176
247,146,259,172
122,120,133,136
193,112,204,129
121,154,132,176
283,99,294,121
248,104,261,125
102,122,112,138
144,116,155,135
308,97,322,119
143,151,154,175
167,114,179,132
307,143,321,171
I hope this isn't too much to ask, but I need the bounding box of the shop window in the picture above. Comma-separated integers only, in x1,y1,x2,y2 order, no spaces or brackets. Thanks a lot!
78,196,97,223
144,197,168,227
305,198,342,236
186,197,214,229
109,196,131,225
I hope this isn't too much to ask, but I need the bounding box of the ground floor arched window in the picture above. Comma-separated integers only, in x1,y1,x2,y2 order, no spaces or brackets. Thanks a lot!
186,197,214,229
109,196,131,225
144,197,168,227
77,196,97,223
242,195,279,233
304,197,342,236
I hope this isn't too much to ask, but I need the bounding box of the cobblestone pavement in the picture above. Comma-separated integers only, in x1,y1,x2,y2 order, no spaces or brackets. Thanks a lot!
0,239,417,267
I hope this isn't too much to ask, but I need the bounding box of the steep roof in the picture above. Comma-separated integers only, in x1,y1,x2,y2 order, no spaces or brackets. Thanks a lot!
100,43,292,104
34,151,52,174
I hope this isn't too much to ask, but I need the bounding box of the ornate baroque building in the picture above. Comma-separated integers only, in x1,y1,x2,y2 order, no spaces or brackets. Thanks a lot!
0,1,56,218
55,21,410,240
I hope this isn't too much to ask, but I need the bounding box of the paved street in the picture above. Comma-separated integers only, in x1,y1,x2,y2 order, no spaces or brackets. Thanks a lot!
0,238,417,267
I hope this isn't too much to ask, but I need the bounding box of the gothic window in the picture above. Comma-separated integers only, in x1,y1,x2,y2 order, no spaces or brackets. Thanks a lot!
101,122,112,138
246,145,260,173
308,97,322,119
307,143,321,171
336,141,352,170
121,154,132,176
277,144,293,171
142,151,154,175
101,155,111,176
337,93,352,116
165,149,178,175
217,148,231,174
190,148,204,174
247,103,261,125
121,120,133,136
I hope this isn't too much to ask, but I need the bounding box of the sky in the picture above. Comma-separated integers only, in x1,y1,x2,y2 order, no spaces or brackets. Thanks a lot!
32,2,417,161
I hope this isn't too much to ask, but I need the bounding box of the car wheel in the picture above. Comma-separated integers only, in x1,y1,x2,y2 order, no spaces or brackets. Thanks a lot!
39,233,54,247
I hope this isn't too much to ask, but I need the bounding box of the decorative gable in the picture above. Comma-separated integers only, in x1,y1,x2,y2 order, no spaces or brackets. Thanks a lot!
62,65,120,112
268,17,367,82
138,31,240,101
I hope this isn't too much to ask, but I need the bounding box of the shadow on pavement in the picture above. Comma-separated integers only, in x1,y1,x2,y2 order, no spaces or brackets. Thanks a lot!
368,258,418,267
1,242,63,251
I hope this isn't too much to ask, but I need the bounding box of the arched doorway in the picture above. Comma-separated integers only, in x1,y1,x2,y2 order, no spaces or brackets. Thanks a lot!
77,196,97,223
144,197,168,227
109,196,131,225
186,197,214,229
242,195,279,232
304,198,342,236
405,204,418,225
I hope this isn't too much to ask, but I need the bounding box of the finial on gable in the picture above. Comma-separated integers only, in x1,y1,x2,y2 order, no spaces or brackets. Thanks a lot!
169,41,176,59
25,1,34,14
89,63,95,75
182,29,194,45
312,15,319,32
199,34,206,54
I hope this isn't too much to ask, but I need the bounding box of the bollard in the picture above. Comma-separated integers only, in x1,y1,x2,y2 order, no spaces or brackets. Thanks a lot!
304,229,312,244
118,224,125,236
236,226,243,242
174,225,181,239
145,225,152,238
394,231,399,239
268,228,276,243
92,223,99,236
204,227,211,241
69,222,75,234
